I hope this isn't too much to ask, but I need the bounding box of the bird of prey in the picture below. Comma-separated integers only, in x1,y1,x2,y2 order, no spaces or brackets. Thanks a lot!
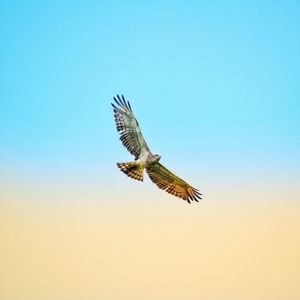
111,95,202,203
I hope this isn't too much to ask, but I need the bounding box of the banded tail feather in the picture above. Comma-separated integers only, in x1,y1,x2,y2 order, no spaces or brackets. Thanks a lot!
117,162,144,181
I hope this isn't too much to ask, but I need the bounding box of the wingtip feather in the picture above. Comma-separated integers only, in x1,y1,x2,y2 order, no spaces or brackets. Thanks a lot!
114,96,122,106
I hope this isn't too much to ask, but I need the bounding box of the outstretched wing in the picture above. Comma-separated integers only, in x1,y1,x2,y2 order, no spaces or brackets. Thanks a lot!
146,162,202,203
112,95,151,159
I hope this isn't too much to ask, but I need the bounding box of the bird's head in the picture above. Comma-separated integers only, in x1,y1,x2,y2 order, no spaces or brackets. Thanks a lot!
147,154,161,164
153,154,161,162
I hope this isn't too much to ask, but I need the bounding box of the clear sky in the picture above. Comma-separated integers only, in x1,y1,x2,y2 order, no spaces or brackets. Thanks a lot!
1,0,300,175
1,2,300,300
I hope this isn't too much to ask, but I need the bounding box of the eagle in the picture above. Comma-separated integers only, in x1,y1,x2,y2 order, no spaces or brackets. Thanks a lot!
111,95,202,203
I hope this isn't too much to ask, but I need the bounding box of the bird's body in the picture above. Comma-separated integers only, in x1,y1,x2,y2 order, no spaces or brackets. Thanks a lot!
112,95,202,203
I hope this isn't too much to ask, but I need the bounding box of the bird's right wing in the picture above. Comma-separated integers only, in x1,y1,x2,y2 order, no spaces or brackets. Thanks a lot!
112,95,151,159
146,162,202,203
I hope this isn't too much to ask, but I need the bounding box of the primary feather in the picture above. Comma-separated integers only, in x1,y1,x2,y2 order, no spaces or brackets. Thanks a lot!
111,95,150,159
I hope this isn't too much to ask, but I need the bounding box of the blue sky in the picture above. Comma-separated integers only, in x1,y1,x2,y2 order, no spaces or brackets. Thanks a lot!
1,0,300,176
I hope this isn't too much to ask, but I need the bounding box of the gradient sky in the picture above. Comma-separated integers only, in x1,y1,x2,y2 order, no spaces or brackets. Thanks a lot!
1,2,300,299
1,1,300,175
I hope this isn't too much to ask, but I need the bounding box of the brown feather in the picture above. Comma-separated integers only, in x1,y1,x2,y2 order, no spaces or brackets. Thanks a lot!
117,162,144,182
146,162,201,203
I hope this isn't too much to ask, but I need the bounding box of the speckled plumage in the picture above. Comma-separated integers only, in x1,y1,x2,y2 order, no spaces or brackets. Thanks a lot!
112,95,202,203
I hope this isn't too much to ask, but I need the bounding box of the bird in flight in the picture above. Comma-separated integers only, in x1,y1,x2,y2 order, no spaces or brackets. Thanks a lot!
111,95,202,203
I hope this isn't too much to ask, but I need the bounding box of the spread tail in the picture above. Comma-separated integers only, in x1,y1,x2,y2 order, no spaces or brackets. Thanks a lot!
117,162,144,181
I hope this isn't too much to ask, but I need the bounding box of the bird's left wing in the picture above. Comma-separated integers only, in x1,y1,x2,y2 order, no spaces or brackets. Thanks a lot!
112,95,151,159
146,162,202,203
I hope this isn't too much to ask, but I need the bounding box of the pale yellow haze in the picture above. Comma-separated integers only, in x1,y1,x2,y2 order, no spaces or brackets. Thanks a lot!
1,175,300,300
